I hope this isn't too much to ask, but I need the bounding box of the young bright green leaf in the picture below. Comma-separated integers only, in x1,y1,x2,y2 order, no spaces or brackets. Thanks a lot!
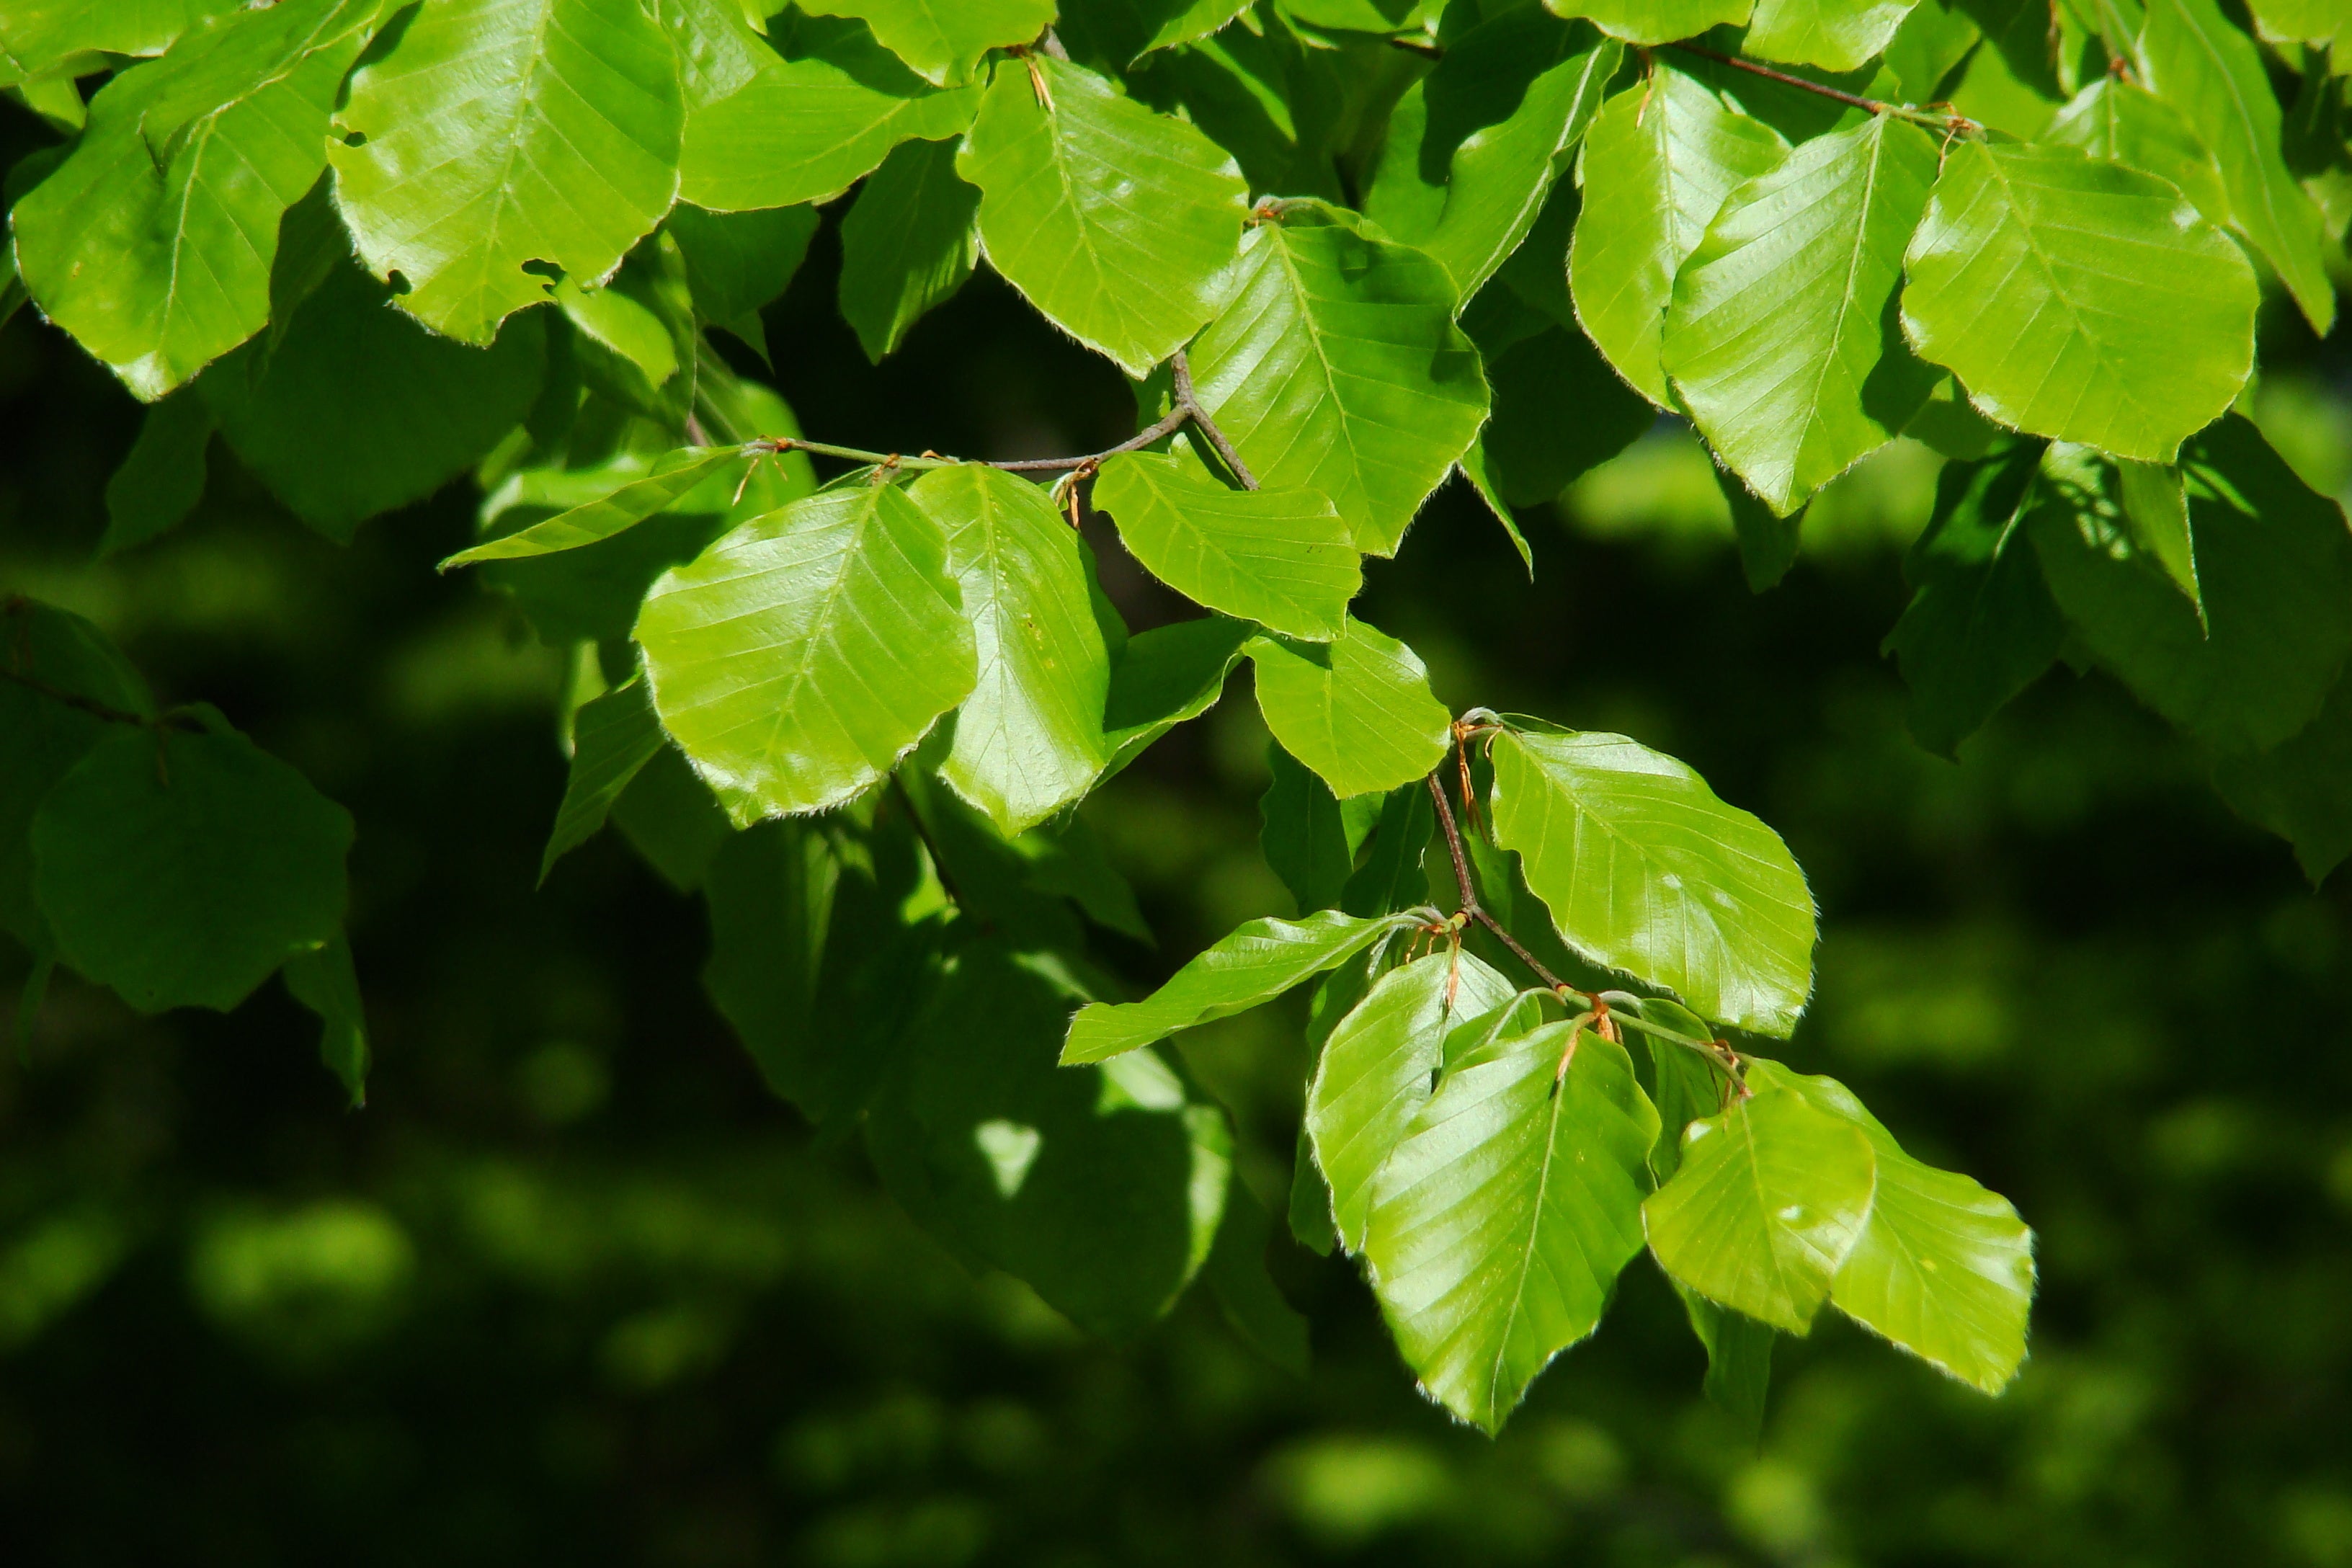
1665,114,1941,516
1571,69,1790,406
667,203,820,360
202,264,548,542
444,447,752,569
1745,0,1922,71
2242,0,2349,44
2212,670,2352,884
283,932,368,1108
1883,0,1981,102
102,394,215,558
1884,442,2064,758
1642,1083,1876,1334
1899,141,2258,463
1260,745,1384,914
329,0,683,344
32,728,352,1015
840,138,982,362
635,481,976,819
1249,623,1451,801
1186,203,1489,555
2045,77,2232,227
1365,1020,1659,1434
1753,1062,2036,1393
681,13,979,212
801,0,1057,86
1091,452,1360,641
2140,0,2338,336
540,679,669,883
1546,0,1757,45
2029,416,2352,754
1061,909,1410,1064
1489,729,1818,1037
913,464,1115,837
959,58,1248,376
1307,950,1517,1254
2113,457,2201,617
1100,615,1256,775
9,0,380,399
0,0,239,86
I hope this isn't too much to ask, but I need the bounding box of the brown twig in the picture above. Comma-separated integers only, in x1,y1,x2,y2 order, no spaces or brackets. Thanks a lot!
0,667,157,729
1423,772,1598,1006
1666,41,1977,133
888,775,967,913
1170,348,1258,490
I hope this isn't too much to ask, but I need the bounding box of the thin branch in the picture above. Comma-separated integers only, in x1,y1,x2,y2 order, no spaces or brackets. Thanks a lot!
888,775,966,913
0,667,161,730
992,404,1192,471
1666,41,1977,132
1423,772,1598,1005
1170,347,1258,490
764,402,1198,479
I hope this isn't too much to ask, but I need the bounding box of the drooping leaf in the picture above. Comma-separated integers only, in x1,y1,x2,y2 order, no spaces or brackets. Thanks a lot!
2044,77,2232,227
1061,909,1412,1065
679,12,981,212
1678,1286,1778,1437
474,458,741,646
1186,202,1490,555
9,0,380,398
912,463,1115,836
202,263,548,540
1546,0,1757,45
1249,622,1451,801
32,727,352,1015
2212,668,2352,883
1745,0,1923,71
1899,140,2258,463
1091,451,1360,640
1203,1182,1312,1377
1642,1081,1876,1334
1665,114,1942,516
1570,68,1790,406
667,202,820,360
700,817,846,1113
1716,463,1807,592
1306,949,1517,1254
1260,744,1384,914
609,744,739,892
959,57,1249,376
1635,997,1734,1184
839,137,982,362
1489,729,1818,1037
283,931,368,1108
1755,1061,2036,1394
635,480,976,818
444,447,754,568
2028,416,2352,754
1364,1017,1657,1433
540,677,669,882
800,0,1058,86
1100,615,1256,775
2140,0,2338,336
2113,456,2202,617
1474,325,1655,511
1884,442,2064,758
101,393,215,556
1340,778,1440,919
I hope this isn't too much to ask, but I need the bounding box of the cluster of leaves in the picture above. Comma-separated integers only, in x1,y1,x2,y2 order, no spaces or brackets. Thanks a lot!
0,0,2343,1430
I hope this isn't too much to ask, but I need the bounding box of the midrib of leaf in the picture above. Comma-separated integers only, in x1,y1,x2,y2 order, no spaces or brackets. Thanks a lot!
2165,0,2284,235
1485,1048,1570,1417
752,494,880,773
1033,95,1134,350
1271,233,1374,516
1791,121,1892,475
1734,1099,1806,1311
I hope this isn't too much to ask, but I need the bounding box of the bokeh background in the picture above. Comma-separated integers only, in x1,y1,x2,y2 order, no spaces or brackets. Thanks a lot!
4,99,2352,1568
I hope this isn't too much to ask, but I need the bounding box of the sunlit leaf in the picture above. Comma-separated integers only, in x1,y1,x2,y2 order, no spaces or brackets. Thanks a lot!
540,678,669,882
801,0,1058,86
2045,77,2231,227
1546,0,1756,45
1091,452,1360,641
443,447,754,569
1745,0,1921,71
1250,622,1451,801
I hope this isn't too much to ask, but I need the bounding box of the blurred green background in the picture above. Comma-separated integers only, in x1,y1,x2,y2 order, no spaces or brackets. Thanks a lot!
5,111,2352,1568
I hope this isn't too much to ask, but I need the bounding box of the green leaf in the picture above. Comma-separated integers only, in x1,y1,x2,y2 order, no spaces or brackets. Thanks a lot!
1489,729,1817,1037
1642,1082,1876,1333
1248,622,1451,801
2113,456,2202,618
801,0,1058,85
1570,68,1790,406
32,727,352,1015
681,13,980,212
1341,778,1440,918
329,0,684,344
2045,77,2232,228
1635,997,1733,1183
474,461,739,646
1475,326,1655,511
0,0,240,87
1061,909,1410,1064
1745,0,1923,71
1717,463,1807,592
1008,815,1152,942
202,263,548,540
958,57,1250,377
540,677,669,882
2141,0,2338,336
610,744,737,892
2212,668,2352,883
1883,0,1981,102
1364,1017,1657,1433
1090,451,1360,641
1291,1122,1340,1256
667,202,820,360
9,0,380,398
1546,0,1757,45
635,480,976,818
2028,416,2352,754
868,940,1232,1337
840,137,982,362
1456,445,1538,575
1753,1061,2036,1394
444,446,753,568
1186,202,1490,555
1100,615,1256,775
102,393,215,557
1203,1183,1312,1376
912,463,1116,836
1665,114,1942,516
1884,442,2064,757
700,817,845,1111
283,932,368,1108
1678,1286,1777,1437
1260,743,1383,914
1899,140,2258,463
2245,0,2349,45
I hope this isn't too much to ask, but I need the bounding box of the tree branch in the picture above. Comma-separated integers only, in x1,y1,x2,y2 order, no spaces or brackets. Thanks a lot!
1170,347,1258,489
1424,772,1598,1005
1665,42,1977,133
0,667,161,730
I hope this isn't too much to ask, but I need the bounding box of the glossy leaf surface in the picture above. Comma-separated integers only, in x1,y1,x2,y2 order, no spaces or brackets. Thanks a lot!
540,679,669,882
1249,623,1451,801
1745,0,1921,71
444,447,752,568
1091,452,1360,641
1546,0,1757,45
801,0,1057,86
